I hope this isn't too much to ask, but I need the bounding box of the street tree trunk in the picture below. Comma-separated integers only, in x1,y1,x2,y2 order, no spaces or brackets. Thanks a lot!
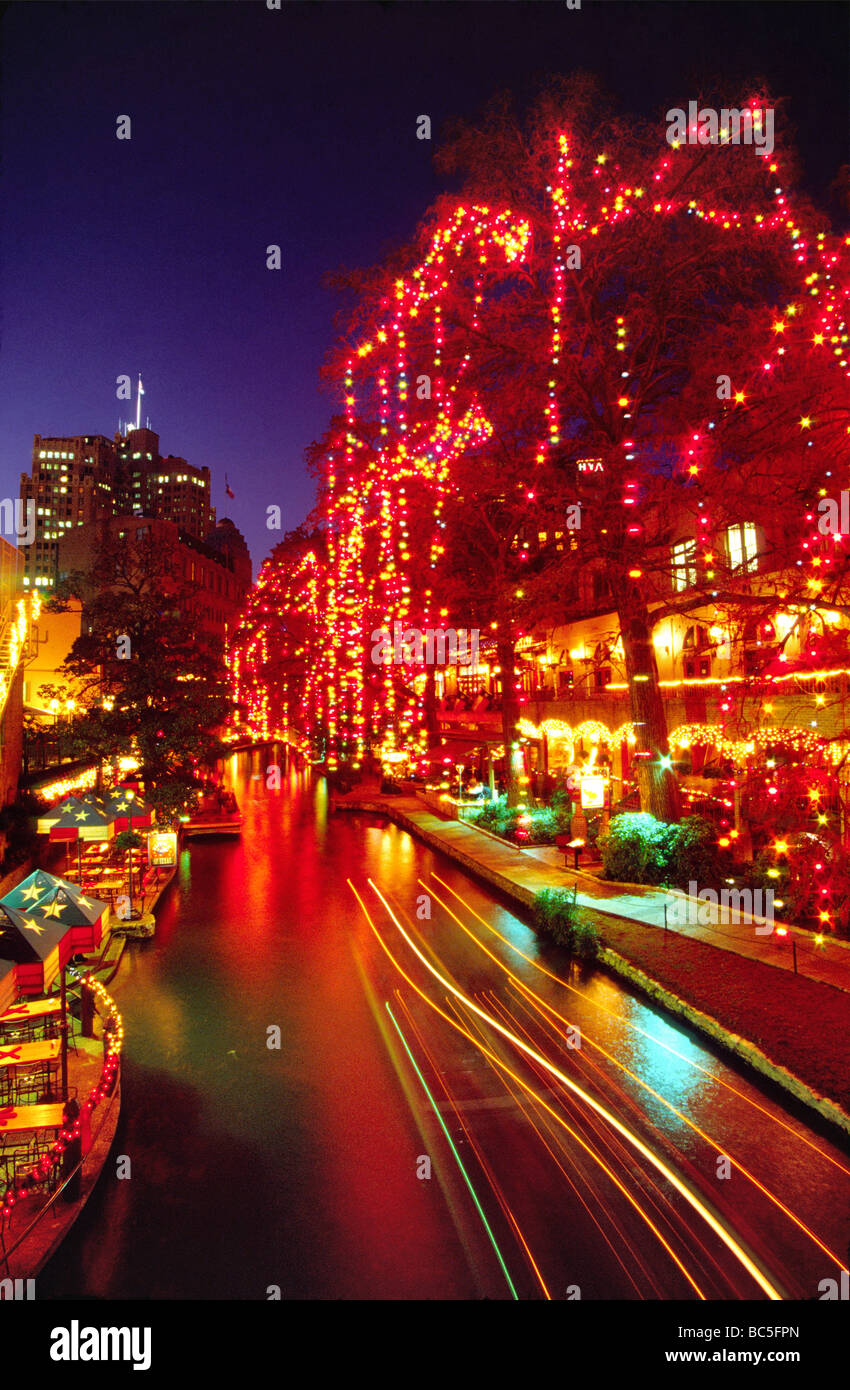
617,594,681,824
423,669,441,748
497,633,523,806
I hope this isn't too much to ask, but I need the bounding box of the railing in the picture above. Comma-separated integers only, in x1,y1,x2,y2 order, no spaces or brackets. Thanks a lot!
0,974,123,1275
0,1071,120,1277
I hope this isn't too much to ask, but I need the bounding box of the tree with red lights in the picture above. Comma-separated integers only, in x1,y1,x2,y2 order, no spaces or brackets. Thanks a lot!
426,77,850,819
238,77,849,842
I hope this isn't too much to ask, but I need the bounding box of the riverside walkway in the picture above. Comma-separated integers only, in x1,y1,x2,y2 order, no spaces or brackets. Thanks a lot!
336,790,850,994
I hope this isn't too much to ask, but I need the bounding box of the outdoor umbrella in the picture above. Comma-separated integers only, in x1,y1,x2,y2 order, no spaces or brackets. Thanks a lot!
36,794,87,836
101,787,154,832
1,872,108,954
0,905,75,995
1,870,66,909
0,960,16,1016
48,800,115,885
48,802,115,844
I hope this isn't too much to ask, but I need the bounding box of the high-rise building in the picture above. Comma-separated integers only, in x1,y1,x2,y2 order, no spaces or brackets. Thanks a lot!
0,538,26,811
21,426,216,589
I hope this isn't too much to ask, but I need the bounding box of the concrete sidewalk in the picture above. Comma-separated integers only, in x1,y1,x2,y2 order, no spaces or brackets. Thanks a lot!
522,845,850,991
338,791,850,993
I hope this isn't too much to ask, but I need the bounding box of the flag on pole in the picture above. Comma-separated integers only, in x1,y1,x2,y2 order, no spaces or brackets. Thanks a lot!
225,474,234,500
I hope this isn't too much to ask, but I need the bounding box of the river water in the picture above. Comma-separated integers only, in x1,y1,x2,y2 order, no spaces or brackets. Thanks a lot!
38,745,850,1300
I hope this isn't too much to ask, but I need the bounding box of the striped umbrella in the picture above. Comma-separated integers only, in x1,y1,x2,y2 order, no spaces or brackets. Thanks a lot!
100,788,154,831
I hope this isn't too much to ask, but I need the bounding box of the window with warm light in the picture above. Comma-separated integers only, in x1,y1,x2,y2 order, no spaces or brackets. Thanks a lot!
671,539,697,591
726,522,759,574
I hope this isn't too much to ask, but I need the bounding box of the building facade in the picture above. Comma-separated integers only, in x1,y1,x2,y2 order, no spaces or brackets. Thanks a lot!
57,515,250,648
433,506,850,831
21,427,215,590
0,540,26,810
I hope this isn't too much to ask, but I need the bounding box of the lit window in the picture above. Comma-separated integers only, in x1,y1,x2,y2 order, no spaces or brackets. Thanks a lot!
726,523,759,574
672,540,697,592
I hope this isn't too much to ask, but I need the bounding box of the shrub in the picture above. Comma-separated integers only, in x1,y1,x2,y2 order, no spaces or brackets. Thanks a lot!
112,830,143,854
466,797,568,846
532,888,601,959
667,816,723,888
465,795,514,838
572,919,601,962
534,887,579,946
599,812,726,890
520,806,561,844
599,812,668,883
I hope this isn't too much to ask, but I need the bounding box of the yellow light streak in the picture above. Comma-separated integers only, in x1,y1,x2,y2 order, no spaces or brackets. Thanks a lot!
361,879,783,1299
428,874,850,1182
422,879,847,1272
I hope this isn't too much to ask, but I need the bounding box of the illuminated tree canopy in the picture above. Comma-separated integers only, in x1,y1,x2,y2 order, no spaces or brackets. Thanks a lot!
230,81,849,804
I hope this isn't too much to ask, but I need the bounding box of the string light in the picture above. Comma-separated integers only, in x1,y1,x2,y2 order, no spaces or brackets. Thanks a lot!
1,976,123,1219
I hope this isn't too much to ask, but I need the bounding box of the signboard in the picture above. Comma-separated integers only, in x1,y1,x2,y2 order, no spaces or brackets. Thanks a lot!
580,775,606,810
147,831,177,868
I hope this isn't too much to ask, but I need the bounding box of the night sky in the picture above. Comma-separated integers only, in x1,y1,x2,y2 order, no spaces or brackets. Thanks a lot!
1,0,847,575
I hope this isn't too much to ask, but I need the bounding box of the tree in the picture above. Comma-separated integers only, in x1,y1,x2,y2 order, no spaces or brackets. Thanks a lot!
240,76,849,819
229,526,327,754
54,532,232,810
425,77,849,818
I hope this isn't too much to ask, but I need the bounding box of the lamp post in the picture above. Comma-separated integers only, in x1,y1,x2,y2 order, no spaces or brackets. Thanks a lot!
545,656,559,697
125,789,136,919
59,964,69,1103
49,698,59,763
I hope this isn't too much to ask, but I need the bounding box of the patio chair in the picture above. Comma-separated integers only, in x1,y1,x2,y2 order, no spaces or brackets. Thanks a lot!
14,1076,41,1106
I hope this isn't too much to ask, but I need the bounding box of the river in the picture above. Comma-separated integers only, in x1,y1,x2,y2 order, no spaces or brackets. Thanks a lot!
38,744,850,1300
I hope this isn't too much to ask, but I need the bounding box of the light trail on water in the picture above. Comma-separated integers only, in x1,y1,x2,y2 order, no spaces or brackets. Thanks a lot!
351,877,784,1299
422,876,848,1272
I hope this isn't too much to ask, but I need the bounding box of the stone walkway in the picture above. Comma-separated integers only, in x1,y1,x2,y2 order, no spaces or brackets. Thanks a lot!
338,792,850,993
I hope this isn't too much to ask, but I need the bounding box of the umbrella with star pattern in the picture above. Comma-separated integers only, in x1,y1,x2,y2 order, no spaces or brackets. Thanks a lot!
48,800,115,843
0,903,74,994
1,871,108,953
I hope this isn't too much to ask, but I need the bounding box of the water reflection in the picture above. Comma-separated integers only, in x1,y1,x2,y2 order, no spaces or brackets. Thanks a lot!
37,745,850,1300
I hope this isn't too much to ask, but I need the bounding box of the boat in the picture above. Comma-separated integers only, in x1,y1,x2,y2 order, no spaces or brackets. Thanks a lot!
182,787,242,838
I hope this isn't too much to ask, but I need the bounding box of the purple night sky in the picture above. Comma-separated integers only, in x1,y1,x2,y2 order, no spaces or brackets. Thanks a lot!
1,1,847,575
